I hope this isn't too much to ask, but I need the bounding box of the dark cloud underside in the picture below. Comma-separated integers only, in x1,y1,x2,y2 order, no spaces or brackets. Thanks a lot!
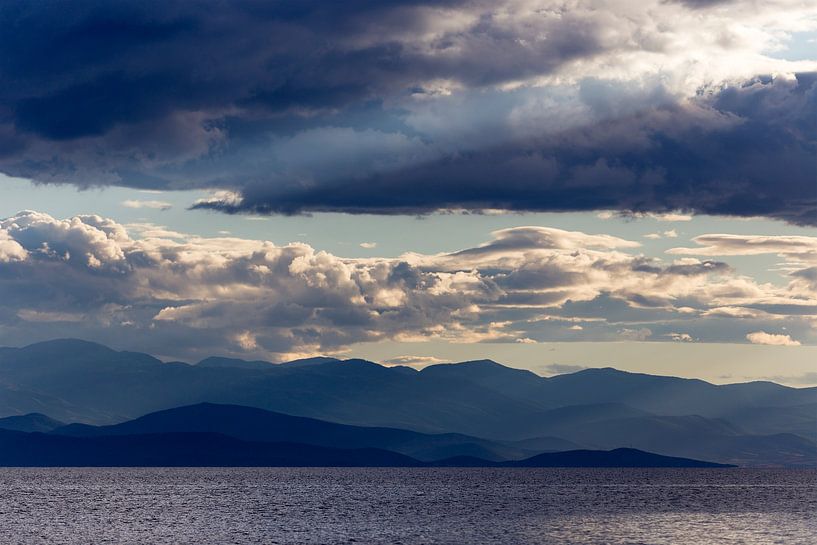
0,0,814,223
197,74,816,224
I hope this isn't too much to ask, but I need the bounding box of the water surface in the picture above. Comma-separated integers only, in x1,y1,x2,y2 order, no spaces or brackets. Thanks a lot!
1,468,814,544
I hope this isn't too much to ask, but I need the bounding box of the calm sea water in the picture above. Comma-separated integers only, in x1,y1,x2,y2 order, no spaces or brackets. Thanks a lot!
0,468,814,544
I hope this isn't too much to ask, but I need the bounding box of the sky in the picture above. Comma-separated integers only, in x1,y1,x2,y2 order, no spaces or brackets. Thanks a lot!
0,0,815,385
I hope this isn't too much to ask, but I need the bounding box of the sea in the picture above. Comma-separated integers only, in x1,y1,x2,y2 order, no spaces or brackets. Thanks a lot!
0,468,814,544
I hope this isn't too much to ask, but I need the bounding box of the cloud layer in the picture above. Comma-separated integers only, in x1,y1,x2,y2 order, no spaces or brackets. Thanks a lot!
0,1,814,222
1,211,814,360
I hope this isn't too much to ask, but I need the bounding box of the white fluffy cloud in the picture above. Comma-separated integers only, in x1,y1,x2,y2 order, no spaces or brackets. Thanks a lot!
0,211,815,359
0,210,128,270
746,331,801,346
0,231,26,263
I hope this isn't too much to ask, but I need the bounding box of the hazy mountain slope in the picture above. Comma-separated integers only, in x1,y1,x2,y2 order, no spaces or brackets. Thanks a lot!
488,403,651,439
206,358,547,435
0,339,814,467
0,342,550,432
421,360,546,401
720,404,817,442
0,383,114,424
55,403,560,461
0,413,65,433
533,368,817,416
465,403,815,466
0,339,178,422
548,415,817,467
51,401,813,467
196,357,275,370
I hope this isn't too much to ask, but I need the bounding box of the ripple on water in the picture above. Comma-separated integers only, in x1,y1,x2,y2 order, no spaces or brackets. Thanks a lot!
0,468,814,545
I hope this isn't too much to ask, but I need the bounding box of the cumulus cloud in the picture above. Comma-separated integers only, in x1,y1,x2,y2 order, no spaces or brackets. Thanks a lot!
746,331,801,346
0,1,813,223
0,211,815,359
0,230,26,262
0,210,128,270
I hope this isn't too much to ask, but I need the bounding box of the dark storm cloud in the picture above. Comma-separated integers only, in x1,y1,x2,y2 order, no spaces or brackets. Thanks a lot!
0,0,814,223
197,73,817,225
0,0,588,138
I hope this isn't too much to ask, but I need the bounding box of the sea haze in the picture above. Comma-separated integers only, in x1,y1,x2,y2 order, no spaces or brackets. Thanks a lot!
1,468,814,545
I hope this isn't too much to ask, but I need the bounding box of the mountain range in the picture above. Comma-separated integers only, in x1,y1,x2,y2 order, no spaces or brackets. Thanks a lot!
52,403,572,462
0,339,814,467
0,404,730,468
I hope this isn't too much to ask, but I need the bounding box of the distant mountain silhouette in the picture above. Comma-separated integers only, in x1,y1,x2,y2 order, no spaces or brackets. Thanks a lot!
539,367,812,417
0,429,421,467
55,403,577,461
435,448,733,468
195,354,341,370
1,339,814,466
278,356,341,368
505,448,733,468
196,357,276,370
0,429,731,468
0,413,65,433
535,414,817,467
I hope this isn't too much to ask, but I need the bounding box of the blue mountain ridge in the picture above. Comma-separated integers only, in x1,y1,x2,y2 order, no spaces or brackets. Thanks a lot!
0,339,814,466
0,404,725,467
